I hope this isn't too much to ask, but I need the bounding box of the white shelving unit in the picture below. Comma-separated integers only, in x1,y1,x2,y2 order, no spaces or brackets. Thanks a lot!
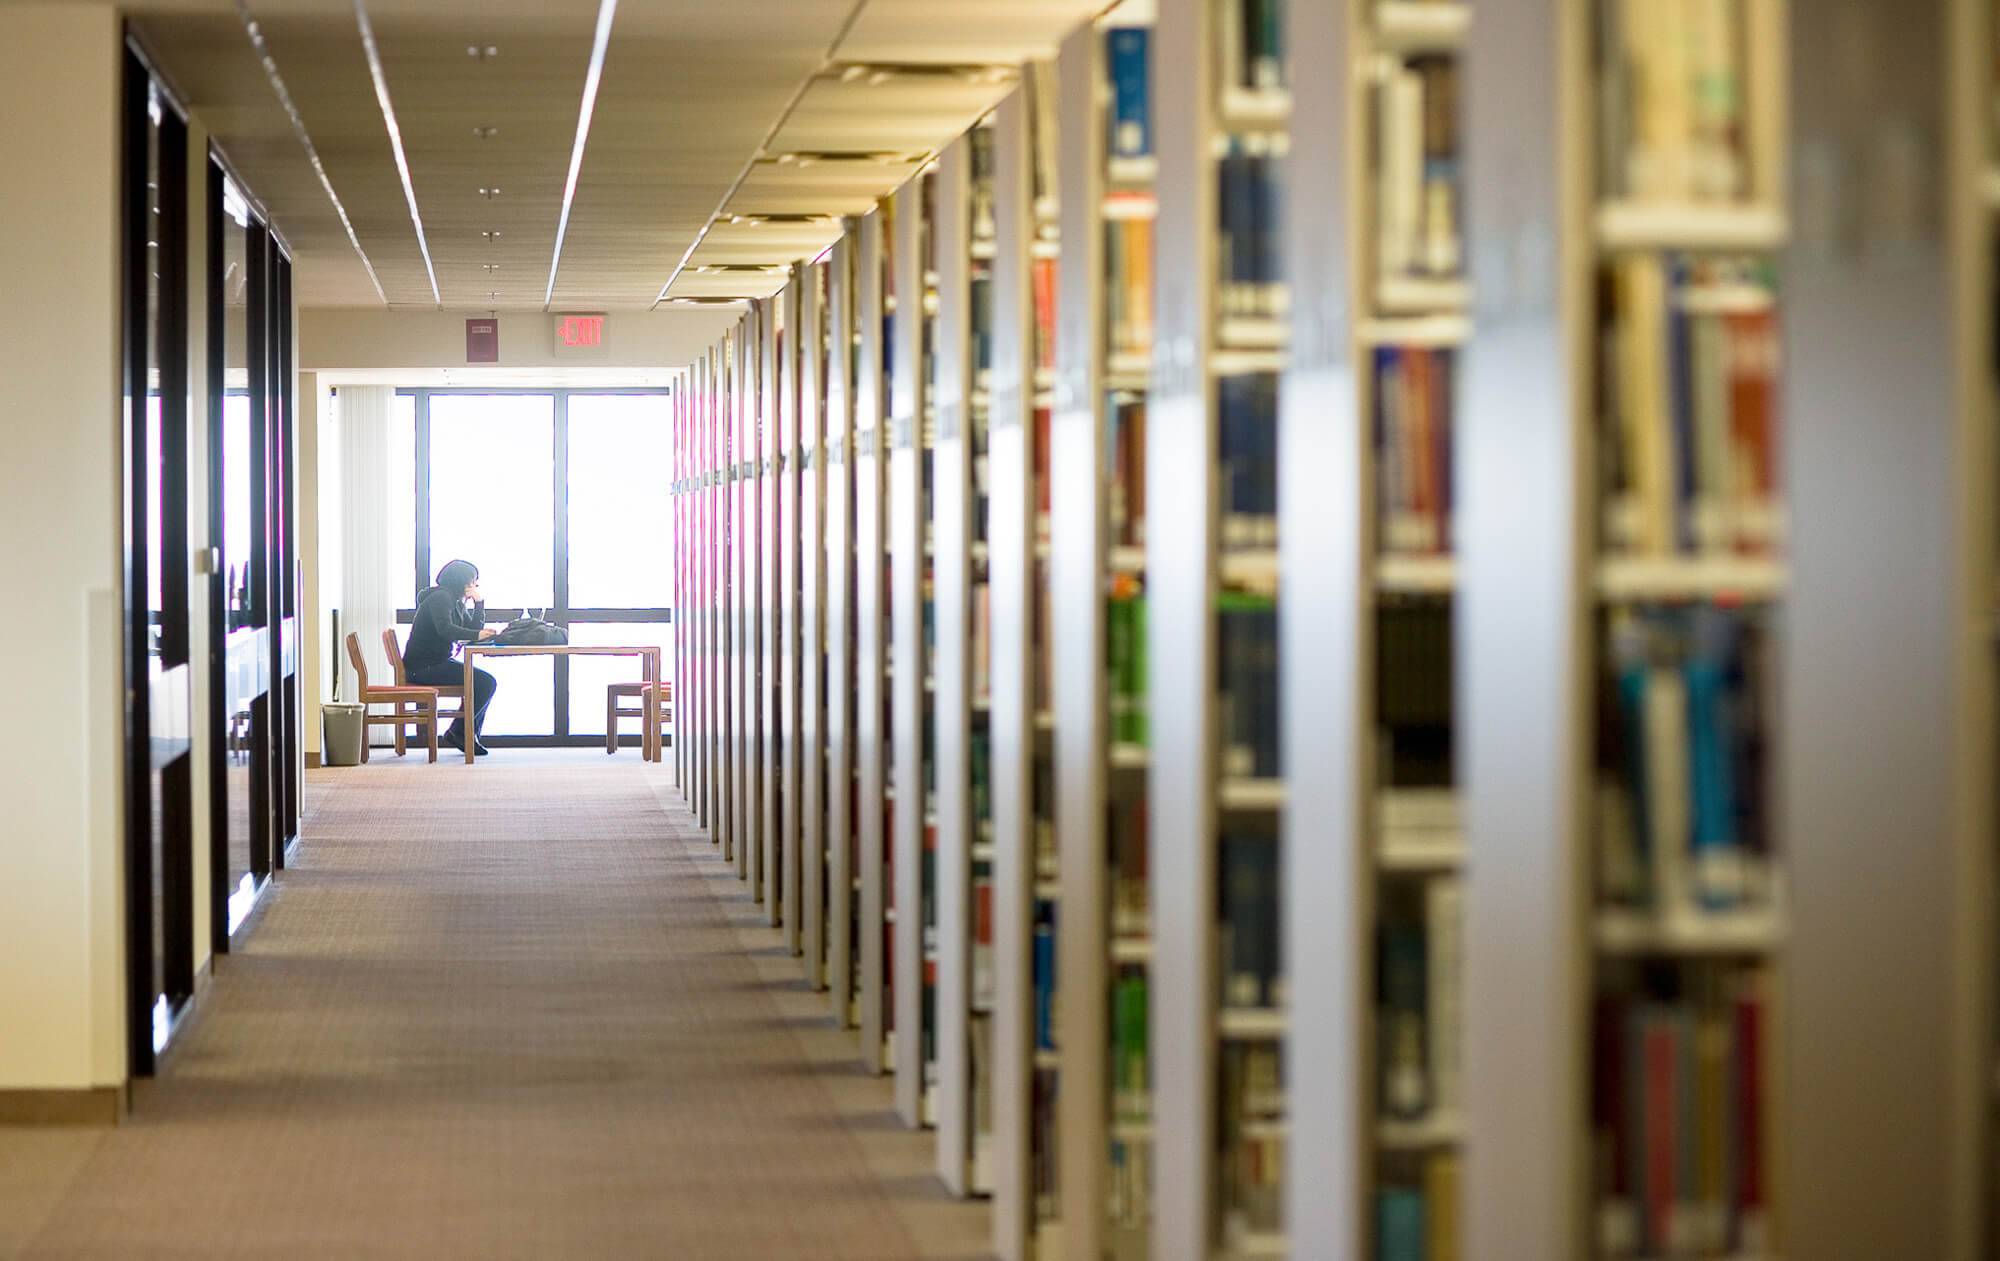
930,126,999,1198
799,258,829,991
856,204,892,1073
1154,0,1290,1255
891,172,935,1127
825,232,858,1032
1053,27,1159,1261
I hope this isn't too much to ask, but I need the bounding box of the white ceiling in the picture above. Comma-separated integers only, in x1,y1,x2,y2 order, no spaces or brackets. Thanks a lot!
131,0,1099,316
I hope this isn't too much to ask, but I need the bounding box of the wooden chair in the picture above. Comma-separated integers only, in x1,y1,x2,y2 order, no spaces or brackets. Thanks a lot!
383,628,467,744
606,679,673,755
345,631,440,764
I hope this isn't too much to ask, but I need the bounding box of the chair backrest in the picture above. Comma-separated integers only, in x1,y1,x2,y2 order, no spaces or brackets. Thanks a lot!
345,631,371,692
381,628,407,685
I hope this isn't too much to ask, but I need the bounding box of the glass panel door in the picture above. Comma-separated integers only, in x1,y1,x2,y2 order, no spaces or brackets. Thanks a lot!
125,46,194,1073
213,166,270,942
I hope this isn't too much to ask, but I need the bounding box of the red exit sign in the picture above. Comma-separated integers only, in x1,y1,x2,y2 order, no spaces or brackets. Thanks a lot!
551,312,608,357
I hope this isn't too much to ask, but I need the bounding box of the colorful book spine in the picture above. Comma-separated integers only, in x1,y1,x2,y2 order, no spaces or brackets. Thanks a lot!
1106,26,1153,160
1594,974,1769,1256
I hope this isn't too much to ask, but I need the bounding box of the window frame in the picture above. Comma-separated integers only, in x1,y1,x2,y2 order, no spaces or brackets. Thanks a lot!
395,386,676,746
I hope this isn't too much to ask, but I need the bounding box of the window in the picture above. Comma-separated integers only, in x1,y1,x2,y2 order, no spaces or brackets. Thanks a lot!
399,388,675,744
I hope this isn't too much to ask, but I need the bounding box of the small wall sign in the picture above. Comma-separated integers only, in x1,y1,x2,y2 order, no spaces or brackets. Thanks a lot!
465,317,499,364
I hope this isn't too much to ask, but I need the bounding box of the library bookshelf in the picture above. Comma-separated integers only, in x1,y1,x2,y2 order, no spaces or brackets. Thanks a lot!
891,169,941,1128
928,126,1003,1198
1151,0,1290,1256
825,231,859,1034
989,69,1069,1261
858,203,892,1074
799,257,829,994
1284,0,1472,1254
660,4,2000,1257
777,269,803,954
1051,5,1157,1261
1455,0,1804,1258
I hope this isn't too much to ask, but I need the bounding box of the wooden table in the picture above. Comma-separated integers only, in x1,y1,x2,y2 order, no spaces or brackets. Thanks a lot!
460,643,664,764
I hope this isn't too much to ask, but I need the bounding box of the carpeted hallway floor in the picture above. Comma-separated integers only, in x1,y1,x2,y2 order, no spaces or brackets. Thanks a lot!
2,751,990,1260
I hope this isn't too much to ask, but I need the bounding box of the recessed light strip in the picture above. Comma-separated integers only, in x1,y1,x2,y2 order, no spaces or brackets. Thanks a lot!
649,0,870,309
544,0,619,310
354,0,441,308
232,0,386,305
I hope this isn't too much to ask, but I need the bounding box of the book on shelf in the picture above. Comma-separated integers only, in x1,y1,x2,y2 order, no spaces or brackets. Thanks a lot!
1030,59,1062,225
1217,590,1281,780
1111,790,1150,934
1600,254,1780,558
1032,1059,1061,1218
1109,1134,1152,1229
1218,141,1287,327
972,1009,996,1130
1034,901,1058,1051
1219,372,1280,549
1423,878,1462,1120
1220,828,1282,1010
1595,0,1752,205
1592,967,1769,1258
1375,1152,1459,1261
1033,257,1060,376
1220,1042,1285,1239
1378,877,1461,1126
1111,969,1150,1123
1222,0,1287,97
1373,345,1455,554
1106,25,1153,162
972,583,992,700
1106,214,1155,361
1378,786,1459,837
1108,574,1149,745
1379,916,1429,1119
1598,605,1772,915
973,874,997,1010
1109,392,1148,546
1372,54,1461,285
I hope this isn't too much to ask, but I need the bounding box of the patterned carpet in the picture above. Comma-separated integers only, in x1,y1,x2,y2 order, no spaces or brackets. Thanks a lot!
8,751,988,1260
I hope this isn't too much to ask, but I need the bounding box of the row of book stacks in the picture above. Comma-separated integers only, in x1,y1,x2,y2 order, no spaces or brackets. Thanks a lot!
673,0,2000,1257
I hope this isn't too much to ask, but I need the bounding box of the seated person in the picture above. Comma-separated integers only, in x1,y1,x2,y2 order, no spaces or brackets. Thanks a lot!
403,558,498,756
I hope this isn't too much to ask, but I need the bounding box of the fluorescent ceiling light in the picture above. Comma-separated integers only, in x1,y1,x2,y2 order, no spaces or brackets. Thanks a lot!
355,0,440,307
545,0,619,309
233,0,385,303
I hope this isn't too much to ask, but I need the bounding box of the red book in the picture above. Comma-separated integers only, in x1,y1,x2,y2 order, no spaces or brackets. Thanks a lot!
975,881,994,946
1642,1010,1678,1253
1734,979,1765,1232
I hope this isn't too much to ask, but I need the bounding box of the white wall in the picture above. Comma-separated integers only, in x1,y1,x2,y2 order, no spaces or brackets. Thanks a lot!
300,306,734,377
0,2,126,1091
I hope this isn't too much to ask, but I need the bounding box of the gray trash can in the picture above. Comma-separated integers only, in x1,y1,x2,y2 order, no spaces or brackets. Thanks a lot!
322,702,365,767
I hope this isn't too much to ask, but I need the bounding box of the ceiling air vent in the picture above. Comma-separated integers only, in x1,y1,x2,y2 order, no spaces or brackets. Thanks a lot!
829,61,1016,87
764,150,921,167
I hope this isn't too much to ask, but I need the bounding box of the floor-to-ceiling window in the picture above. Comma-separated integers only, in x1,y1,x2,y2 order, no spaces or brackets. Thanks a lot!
397,388,675,746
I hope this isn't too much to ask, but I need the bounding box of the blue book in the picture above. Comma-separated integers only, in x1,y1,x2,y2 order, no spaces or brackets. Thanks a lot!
1106,27,1152,160
1666,256,1697,552
1376,1186,1424,1261
1685,608,1740,907
1032,920,1056,1049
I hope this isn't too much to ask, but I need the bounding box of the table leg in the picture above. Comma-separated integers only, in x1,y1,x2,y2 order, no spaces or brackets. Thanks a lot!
643,650,658,763
463,650,476,764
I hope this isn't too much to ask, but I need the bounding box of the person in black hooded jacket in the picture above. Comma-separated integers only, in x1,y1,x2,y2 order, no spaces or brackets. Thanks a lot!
404,558,498,755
